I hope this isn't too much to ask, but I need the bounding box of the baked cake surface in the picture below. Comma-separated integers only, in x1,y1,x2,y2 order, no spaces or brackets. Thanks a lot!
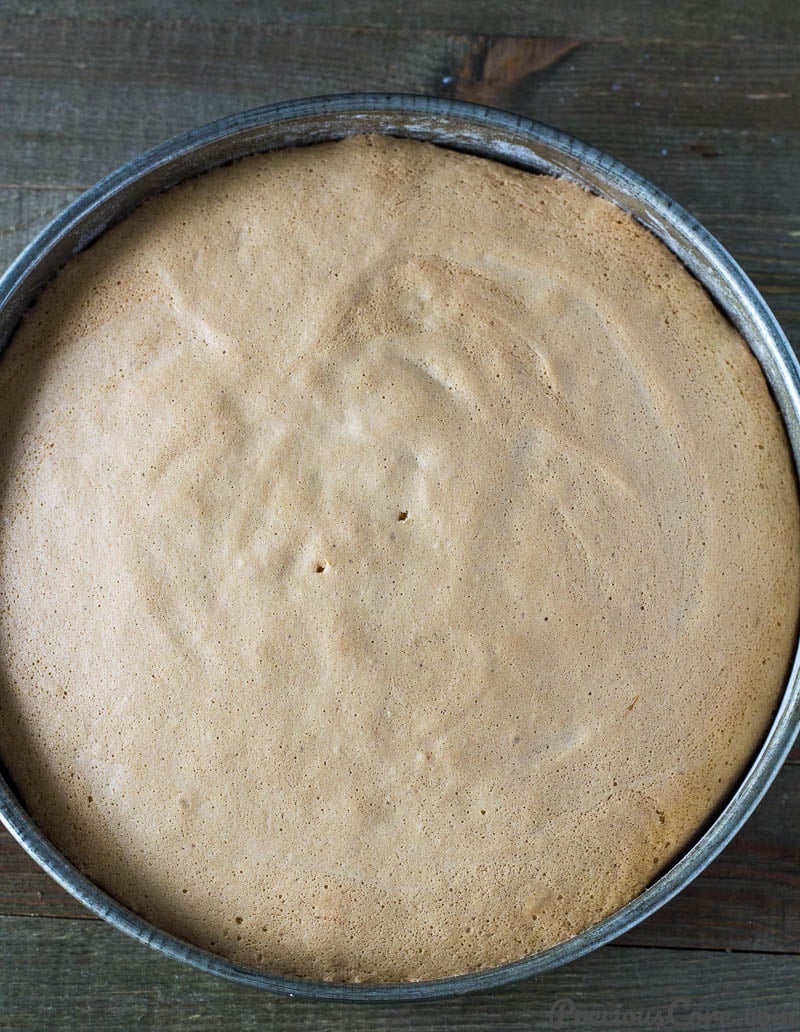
0,135,797,981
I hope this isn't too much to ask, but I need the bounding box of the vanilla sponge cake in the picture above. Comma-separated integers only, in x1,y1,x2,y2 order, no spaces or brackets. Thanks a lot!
0,135,797,982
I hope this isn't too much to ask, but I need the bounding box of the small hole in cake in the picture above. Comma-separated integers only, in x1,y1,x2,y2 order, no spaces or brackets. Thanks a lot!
398,510,408,521
235,916,243,925
315,562,327,573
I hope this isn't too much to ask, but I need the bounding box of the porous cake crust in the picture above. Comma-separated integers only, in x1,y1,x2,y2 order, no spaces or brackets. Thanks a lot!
0,136,797,981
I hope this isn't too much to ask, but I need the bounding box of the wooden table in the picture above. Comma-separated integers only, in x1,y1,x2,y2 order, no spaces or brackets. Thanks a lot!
1,2,798,1029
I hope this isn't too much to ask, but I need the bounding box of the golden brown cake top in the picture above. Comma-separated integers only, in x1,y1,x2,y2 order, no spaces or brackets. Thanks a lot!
0,135,797,982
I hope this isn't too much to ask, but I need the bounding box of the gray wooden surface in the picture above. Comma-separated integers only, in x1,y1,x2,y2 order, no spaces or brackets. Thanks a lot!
0,2,798,1029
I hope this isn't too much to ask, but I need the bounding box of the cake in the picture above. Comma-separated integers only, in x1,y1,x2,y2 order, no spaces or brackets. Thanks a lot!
0,135,797,982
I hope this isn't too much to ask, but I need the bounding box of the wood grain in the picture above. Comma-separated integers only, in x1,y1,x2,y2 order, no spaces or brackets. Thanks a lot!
442,35,580,104
3,0,799,43
1,19,798,178
0,187,84,271
1,916,799,1032
0,823,92,920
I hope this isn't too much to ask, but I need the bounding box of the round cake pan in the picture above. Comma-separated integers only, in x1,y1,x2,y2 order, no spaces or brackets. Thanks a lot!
0,94,798,1002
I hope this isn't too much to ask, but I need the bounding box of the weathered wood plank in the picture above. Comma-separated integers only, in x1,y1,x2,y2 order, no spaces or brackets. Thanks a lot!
2,760,798,951
443,35,798,132
47,22,798,129
0,19,797,191
0,916,798,1031
3,0,799,44
0,187,84,273
0,822,95,920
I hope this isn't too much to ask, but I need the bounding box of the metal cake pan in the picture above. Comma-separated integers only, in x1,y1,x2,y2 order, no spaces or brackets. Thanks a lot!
0,93,798,1002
